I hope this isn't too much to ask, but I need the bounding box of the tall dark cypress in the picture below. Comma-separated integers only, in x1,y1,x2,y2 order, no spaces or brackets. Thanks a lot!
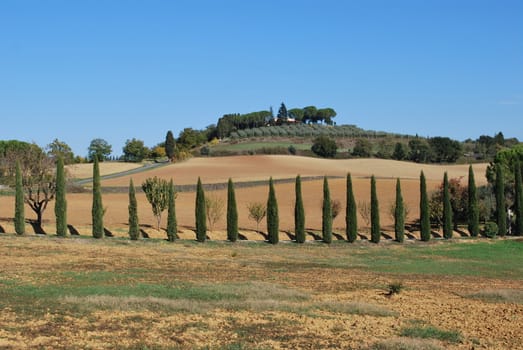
128,179,139,240
420,171,431,241
92,157,104,238
495,164,506,237
467,165,479,237
167,179,177,241
266,177,279,244
394,178,405,243
227,178,238,242
443,172,453,239
515,161,523,236
294,175,306,243
165,130,175,161
346,173,358,242
322,176,333,244
195,177,207,242
14,161,25,235
55,157,67,237
370,175,380,243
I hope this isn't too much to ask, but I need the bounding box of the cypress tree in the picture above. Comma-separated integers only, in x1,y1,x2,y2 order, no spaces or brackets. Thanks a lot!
467,165,479,237
294,175,306,243
14,161,25,235
394,178,405,243
346,173,358,242
322,176,332,244
92,157,104,239
165,130,175,161
495,163,506,237
515,161,523,236
55,157,67,237
128,179,139,240
443,172,453,239
195,177,207,242
420,171,431,241
167,179,177,241
227,178,238,242
266,177,279,244
370,175,380,243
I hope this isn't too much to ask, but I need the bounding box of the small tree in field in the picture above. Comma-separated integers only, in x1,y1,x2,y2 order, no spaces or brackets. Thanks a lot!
322,176,332,244
394,178,405,243
370,175,380,243
248,202,266,233
92,157,104,239
266,177,279,244
142,176,170,231
294,175,306,243
420,171,431,241
195,177,207,242
205,194,224,232
358,201,371,228
128,179,139,240
55,157,67,237
468,165,479,237
15,161,25,235
346,173,358,242
443,172,453,239
166,179,177,242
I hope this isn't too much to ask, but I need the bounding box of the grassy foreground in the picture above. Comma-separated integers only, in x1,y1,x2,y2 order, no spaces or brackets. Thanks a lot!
0,235,522,349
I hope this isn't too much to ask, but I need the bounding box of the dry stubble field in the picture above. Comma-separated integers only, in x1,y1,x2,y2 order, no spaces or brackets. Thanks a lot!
2,156,522,350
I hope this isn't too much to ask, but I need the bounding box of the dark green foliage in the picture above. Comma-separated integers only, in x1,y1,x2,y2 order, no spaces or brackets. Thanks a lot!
277,102,288,119
294,175,305,243
54,157,67,237
266,177,279,244
346,173,358,243
394,178,404,243
495,164,507,236
322,177,332,244
514,161,523,236
92,157,104,238
420,171,431,241
14,161,25,235
468,165,479,237
428,136,462,163
165,130,175,161
167,179,177,242
370,175,380,243
443,172,453,239
128,179,139,240
409,138,432,163
227,178,238,242
484,221,498,238
88,138,112,162
311,135,337,158
195,177,207,242
122,138,149,162
392,142,407,160
352,139,373,158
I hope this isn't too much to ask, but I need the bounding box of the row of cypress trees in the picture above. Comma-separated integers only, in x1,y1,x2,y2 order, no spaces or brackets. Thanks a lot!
11,159,521,242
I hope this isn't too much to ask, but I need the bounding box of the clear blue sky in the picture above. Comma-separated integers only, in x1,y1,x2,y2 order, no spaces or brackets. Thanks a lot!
1,0,522,157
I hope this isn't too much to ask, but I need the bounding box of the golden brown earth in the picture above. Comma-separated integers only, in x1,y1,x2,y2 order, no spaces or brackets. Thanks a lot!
1,156,488,239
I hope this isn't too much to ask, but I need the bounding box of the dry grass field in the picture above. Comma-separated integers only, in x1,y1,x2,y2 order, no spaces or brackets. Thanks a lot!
0,236,521,349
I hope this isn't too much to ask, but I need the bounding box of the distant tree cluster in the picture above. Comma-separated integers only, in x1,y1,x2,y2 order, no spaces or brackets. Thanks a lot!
216,103,337,138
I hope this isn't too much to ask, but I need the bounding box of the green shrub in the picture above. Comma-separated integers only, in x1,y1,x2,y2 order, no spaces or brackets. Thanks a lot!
484,221,498,238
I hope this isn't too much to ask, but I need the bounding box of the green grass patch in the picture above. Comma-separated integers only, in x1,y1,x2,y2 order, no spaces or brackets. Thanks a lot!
400,325,462,344
211,142,311,152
